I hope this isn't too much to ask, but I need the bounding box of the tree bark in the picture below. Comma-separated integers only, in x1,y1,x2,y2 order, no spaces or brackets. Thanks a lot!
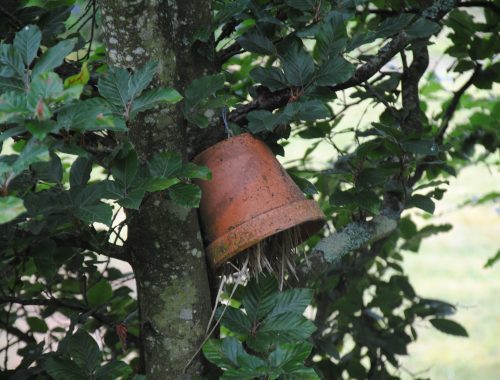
99,1,214,378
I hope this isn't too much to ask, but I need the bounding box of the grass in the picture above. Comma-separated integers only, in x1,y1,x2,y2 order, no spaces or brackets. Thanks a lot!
400,164,500,380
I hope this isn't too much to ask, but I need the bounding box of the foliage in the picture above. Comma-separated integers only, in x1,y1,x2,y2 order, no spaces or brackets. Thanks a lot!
203,276,318,379
0,0,499,379
0,16,206,379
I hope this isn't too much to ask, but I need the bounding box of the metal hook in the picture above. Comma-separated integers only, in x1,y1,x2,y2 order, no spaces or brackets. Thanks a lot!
222,106,234,138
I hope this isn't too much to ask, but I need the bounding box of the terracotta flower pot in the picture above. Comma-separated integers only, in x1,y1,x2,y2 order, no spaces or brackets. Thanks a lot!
193,133,325,270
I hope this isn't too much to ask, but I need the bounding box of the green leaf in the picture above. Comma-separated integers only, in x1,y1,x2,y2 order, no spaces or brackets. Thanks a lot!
184,73,225,109
32,38,76,77
282,44,315,87
12,139,50,175
149,151,182,178
406,18,441,38
295,100,331,120
112,150,138,188
237,30,276,55
289,173,318,195
242,275,278,322
26,317,48,333
75,202,113,226
406,194,435,214
141,177,180,192
130,87,183,118
285,0,316,12
402,139,438,155
250,67,288,91
261,314,316,339
430,318,468,337
376,13,414,38
97,67,131,109
68,329,101,373
484,249,500,268
0,195,21,223
0,44,25,79
0,77,25,93
221,307,253,335
175,163,211,180
95,361,133,380
203,339,235,368
315,57,355,86
57,99,127,132
269,288,312,317
168,183,201,208
268,342,313,372
0,91,29,123
314,12,348,62
43,357,88,380
29,72,64,103
128,61,157,99
87,279,113,308
70,157,93,188
117,188,146,210
14,25,42,66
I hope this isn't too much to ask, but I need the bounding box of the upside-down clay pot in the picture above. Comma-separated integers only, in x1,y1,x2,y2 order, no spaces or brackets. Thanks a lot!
193,133,326,269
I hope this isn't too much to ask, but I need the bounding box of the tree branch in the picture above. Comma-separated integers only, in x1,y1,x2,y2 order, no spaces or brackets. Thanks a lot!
0,296,114,326
0,320,36,345
296,209,400,284
228,32,410,126
437,65,482,143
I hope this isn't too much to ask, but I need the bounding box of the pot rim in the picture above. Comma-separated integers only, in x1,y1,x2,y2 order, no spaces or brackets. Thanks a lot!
205,198,325,269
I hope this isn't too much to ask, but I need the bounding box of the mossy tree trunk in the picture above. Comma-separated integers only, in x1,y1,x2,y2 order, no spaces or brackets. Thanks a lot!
99,1,215,378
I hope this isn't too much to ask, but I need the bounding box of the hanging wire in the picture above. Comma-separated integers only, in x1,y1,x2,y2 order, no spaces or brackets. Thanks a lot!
221,106,234,138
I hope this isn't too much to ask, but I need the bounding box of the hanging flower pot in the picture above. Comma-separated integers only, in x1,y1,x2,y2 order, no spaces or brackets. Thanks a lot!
193,133,325,274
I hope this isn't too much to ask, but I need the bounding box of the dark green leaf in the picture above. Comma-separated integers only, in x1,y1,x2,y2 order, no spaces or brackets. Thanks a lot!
14,24,41,66
285,0,316,12
242,275,278,322
130,87,183,118
221,307,252,335
168,183,202,208
175,163,211,180
0,44,25,79
57,99,127,132
402,139,438,155
70,157,93,188
43,357,87,380
237,30,276,55
282,44,315,87
184,73,225,109
484,249,500,269
97,67,131,109
430,318,468,337
406,194,435,214
128,61,157,99
269,288,312,317
75,202,113,226
26,317,48,333
87,280,113,308
95,361,133,380
12,139,50,175
315,57,355,87
68,329,101,373
149,151,182,178
406,18,441,38
250,67,288,91
32,38,76,77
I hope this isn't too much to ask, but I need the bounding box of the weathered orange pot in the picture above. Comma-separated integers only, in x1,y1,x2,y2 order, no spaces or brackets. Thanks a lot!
193,133,325,270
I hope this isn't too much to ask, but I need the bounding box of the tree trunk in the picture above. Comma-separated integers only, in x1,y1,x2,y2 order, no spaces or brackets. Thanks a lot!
99,1,214,378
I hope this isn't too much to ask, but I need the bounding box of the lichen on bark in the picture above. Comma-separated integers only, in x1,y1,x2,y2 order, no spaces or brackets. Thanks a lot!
98,1,215,378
